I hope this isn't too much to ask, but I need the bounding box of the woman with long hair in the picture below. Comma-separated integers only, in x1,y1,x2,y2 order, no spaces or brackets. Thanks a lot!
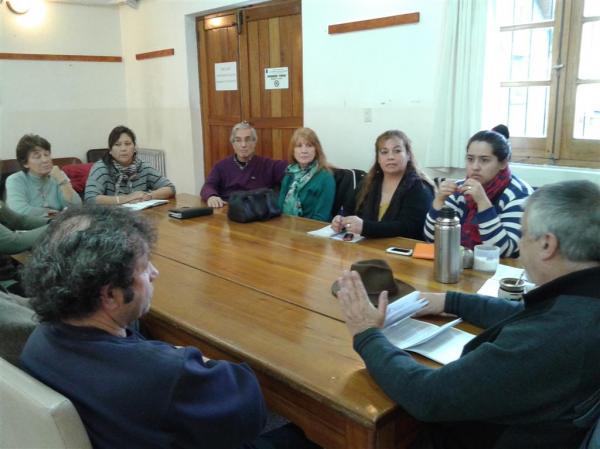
85,125,175,204
278,127,335,221
331,130,433,238
424,125,534,257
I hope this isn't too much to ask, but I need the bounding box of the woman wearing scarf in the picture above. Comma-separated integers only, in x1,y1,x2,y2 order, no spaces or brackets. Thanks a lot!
85,126,175,204
331,130,434,239
424,125,534,258
278,128,335,221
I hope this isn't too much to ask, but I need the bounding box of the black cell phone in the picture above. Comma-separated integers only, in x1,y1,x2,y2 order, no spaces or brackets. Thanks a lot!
385,247,413,256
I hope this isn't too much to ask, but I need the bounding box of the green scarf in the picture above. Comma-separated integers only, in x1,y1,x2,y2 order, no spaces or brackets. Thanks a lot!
282,161,319,217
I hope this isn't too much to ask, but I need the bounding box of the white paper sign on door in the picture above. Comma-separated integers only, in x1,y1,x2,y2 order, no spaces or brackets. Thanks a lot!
265,67,289,90
215,62,237,91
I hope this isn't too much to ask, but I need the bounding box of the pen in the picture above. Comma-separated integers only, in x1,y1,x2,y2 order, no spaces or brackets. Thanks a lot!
338,206,354,240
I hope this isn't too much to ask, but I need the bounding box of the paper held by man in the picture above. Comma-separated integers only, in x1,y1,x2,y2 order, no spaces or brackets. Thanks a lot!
382,291,475,365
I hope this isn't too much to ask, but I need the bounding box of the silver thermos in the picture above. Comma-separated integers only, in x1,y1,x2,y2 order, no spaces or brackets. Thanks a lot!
434,206,461,283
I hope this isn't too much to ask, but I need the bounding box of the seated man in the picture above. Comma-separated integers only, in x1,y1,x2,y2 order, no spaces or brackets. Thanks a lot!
200,122,288,208
20,206,319,449
336,180,600,449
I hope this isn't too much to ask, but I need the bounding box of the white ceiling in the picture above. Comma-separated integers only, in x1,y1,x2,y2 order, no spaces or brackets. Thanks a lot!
47,0,138,7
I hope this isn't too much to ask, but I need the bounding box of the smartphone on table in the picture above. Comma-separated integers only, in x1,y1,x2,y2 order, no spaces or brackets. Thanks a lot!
385,247,413,256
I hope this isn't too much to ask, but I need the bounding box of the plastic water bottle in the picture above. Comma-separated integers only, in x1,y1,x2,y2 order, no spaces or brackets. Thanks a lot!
434,206,461,284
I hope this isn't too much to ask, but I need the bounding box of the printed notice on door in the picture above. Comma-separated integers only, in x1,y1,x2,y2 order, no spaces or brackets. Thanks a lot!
265,67,289,90
215,62,237,91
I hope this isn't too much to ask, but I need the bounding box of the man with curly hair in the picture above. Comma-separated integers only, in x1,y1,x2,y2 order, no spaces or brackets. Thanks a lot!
20,206,319,449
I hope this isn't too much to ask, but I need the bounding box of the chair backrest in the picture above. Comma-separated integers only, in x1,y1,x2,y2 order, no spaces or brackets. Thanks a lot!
331,168,366,216
0,292,37,366
0,159,22,200
0,356,92,449
575,388,600,449
86,148,107,163
579,418,600,449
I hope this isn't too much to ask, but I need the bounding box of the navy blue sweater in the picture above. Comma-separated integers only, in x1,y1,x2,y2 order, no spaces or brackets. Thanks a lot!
21,323,267,449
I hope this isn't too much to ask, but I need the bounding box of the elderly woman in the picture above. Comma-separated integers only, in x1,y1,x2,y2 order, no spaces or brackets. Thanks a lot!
424,125,534,258
278,127,335,221
6,134,81,217
331,129,434,239
85,126,175,204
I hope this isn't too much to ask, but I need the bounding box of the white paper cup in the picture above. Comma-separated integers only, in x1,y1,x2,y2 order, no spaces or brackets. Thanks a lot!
473,244,500,272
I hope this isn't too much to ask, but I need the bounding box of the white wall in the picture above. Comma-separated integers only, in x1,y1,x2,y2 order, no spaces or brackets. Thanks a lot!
118,0,269,194
2,0,598,191
116,0,446,193
0,1,127,161
302,0,446,172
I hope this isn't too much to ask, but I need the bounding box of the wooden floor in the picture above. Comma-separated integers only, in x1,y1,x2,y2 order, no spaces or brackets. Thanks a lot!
142,194,505,449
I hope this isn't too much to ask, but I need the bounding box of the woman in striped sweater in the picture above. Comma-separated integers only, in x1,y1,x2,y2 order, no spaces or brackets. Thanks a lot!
85,126,175,205
424,126,533,258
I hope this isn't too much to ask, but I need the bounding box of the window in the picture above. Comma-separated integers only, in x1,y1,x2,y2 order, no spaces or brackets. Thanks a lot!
485,0,600,167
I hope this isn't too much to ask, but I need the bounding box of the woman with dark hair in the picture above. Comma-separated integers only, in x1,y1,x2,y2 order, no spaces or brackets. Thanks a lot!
331,129,434,238
84,126,175,204
278,127,335,221
6,134,81,217
424,125,534,257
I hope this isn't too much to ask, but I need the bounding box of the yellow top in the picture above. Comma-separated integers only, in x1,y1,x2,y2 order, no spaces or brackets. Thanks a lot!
378,202,389,221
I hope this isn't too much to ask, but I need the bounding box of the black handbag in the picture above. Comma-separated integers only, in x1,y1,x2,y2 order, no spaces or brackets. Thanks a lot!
227,188,281,223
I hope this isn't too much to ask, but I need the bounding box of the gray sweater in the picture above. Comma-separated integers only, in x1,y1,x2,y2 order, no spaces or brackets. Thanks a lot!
354,266,600,449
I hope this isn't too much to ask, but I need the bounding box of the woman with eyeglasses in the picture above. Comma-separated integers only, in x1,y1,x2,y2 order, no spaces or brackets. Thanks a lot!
85,126,175,205
331,130,434,238
424,125,534,258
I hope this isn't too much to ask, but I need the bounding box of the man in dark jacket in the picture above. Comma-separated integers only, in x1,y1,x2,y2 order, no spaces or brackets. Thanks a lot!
337,180,600,449
20,205,318,449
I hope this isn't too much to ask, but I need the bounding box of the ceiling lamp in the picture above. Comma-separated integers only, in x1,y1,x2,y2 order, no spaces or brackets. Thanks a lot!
6,0,32,14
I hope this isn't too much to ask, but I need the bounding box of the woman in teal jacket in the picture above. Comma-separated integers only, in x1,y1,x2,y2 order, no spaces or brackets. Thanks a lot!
278,128,335,221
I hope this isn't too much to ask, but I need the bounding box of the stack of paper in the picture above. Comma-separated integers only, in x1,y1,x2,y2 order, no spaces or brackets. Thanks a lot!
381,291,475,365
122,199,169,211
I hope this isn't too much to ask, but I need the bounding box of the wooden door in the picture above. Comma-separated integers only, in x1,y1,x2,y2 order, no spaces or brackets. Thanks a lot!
197,0,303,177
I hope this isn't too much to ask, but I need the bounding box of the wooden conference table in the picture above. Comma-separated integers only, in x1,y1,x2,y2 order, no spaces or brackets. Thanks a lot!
142,194,501,449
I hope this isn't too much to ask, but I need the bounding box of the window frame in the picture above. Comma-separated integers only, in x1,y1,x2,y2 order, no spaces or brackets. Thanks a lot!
496,0,600,168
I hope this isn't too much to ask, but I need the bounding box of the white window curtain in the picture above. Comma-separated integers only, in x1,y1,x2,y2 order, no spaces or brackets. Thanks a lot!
426,0,490,169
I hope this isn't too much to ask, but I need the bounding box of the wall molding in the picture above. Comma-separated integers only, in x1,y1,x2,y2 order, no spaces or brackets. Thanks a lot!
328,12,420,35
135,48,175,61
0,52,122,62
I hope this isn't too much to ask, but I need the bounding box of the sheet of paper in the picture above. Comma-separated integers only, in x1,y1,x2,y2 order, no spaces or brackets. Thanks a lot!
407,328,475,365
215,61,238,91
383,291,427,327
264,67,289,90
307,225,336,238
307,225,364,243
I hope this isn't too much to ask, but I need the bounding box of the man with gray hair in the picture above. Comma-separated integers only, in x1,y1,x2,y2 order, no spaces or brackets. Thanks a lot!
200,121,288,208
20,206,319,449
336,180,600,449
